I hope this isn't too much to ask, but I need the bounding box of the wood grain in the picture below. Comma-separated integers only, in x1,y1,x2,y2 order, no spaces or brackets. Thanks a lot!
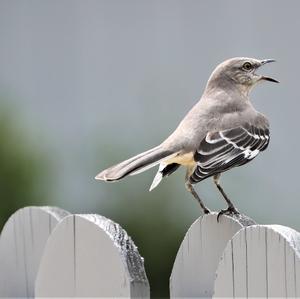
35,214,150,298
170,212,255,298
213,225,300,298
0,206,69,297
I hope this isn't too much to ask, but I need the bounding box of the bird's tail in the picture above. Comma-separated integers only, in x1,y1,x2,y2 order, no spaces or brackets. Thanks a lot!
95,145,176,182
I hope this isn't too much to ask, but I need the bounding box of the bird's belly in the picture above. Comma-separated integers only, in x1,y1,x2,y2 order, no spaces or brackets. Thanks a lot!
165,152,196,166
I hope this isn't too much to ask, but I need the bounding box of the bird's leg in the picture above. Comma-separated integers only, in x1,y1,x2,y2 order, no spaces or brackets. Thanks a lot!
213,174,239,220
185,174,210,214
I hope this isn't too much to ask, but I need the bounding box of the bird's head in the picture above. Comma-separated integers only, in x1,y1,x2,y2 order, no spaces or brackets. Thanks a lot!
207,57,279,96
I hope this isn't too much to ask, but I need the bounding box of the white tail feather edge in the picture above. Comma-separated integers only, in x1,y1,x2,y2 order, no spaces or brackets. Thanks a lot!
149,163,167,191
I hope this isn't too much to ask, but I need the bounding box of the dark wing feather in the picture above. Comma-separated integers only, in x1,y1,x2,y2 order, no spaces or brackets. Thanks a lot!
189,124,270,183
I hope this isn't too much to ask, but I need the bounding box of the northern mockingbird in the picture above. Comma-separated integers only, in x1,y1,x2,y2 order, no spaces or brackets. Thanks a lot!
96,57,278,218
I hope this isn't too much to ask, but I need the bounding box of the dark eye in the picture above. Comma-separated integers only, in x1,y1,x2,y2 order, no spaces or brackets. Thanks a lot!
242,62,253,71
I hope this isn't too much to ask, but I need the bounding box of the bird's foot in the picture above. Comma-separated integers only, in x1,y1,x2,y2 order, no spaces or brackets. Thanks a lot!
203,208,211,215
217,205,239,222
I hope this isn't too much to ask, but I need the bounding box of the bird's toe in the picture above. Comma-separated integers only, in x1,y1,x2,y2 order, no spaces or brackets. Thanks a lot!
217,206,239,222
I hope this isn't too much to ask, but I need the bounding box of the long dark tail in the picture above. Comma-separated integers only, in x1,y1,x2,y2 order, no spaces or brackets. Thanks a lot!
95,145,176,182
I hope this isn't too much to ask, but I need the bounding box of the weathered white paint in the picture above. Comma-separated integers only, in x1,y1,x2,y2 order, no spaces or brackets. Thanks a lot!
0,206,69,298
35,214,150,298
213,225,300,298
1,206,298,298
170,213,255,298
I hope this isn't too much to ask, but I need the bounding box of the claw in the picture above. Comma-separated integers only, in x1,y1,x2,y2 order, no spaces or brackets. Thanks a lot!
217,206,239,222
204,208,211,214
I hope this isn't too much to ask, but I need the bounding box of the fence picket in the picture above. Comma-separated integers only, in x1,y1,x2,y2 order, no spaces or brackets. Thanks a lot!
0,205,299,298
35,214,150,298
213,225,300,298
0,206,69,297
170,213,255,298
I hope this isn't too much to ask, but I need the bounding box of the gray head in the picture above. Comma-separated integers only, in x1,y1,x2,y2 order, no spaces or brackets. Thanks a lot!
206,57,278,96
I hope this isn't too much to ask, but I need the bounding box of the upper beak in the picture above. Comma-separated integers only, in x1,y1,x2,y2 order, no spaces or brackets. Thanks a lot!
259,59,279,83
261,59,276,65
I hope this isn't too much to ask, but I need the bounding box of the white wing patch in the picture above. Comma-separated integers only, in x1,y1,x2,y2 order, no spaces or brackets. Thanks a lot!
244,148,260,159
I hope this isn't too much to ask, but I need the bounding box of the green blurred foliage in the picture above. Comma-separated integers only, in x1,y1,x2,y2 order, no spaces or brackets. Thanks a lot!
0,99,51,229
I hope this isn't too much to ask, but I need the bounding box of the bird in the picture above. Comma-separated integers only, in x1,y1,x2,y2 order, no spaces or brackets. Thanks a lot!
95,57,278,218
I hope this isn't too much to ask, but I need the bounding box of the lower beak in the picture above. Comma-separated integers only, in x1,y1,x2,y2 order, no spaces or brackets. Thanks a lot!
259,59,279,83
260,76,280,83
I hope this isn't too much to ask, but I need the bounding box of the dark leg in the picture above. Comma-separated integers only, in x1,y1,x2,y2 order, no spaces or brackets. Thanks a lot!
213,174,239,220
185,174,210,214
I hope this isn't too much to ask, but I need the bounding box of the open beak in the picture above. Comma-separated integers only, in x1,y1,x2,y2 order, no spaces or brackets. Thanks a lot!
259,59,279,83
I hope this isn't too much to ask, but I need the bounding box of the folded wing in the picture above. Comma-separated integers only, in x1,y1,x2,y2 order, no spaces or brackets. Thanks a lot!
189,124,270,183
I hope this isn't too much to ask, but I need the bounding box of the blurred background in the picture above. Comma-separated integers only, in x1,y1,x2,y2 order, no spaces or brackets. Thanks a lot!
0,0,298,297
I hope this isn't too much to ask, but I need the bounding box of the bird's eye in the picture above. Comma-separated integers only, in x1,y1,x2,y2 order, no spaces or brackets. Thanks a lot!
242,62,253,71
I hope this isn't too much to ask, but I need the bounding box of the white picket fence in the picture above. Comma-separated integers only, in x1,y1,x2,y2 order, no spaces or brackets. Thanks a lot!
0,206,299,298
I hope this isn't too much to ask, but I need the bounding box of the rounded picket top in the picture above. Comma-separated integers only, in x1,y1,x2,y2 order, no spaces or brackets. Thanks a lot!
170,212,255,298
0,206,70,298
35,214,150,298
213,225,300,298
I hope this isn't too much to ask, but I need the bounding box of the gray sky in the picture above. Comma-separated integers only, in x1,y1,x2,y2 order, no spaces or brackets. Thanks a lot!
0,0,298,228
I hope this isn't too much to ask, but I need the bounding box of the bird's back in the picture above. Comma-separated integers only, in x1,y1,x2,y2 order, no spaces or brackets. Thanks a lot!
162,87,268,154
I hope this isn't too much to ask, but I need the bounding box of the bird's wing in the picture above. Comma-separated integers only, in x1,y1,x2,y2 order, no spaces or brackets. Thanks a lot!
189,124,270,183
